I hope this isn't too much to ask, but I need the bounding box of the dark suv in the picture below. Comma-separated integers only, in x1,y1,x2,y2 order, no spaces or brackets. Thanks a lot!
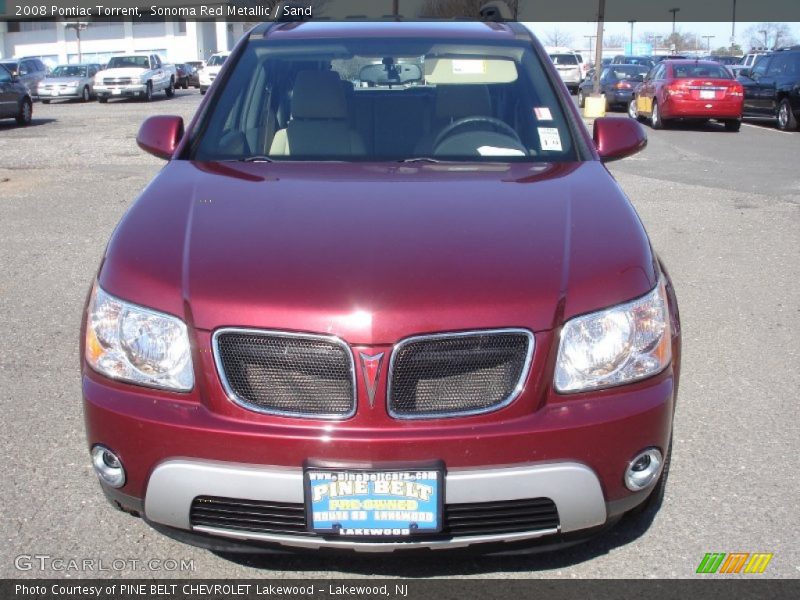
739,47,800,130
0,64,33,125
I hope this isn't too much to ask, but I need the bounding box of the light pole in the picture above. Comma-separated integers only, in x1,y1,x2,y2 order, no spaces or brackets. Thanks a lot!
759,29,768,49
628,20,636,54
669,8,680,35
731,0,737,53
703,35,715,53
593,0,605,96
65,22,89,63
584,35,597,64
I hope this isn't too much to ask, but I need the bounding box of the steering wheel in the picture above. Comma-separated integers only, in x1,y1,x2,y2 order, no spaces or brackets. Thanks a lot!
433,116,525,152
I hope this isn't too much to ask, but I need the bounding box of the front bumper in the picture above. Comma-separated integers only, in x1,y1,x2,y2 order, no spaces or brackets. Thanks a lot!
84,357,675,551
94,84,146,98
38,88,81,99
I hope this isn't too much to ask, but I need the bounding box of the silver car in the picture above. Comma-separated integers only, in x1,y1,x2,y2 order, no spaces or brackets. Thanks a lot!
38,64,101,103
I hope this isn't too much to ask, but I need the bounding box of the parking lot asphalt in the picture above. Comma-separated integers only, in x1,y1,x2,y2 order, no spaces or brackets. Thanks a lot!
1,92,798,579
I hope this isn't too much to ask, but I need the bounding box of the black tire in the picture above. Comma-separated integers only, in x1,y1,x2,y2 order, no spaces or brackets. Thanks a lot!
776,98,798,131
651,100,663,129
200,88,207,95
724,119,741,132
81,86,90,102
165,78,175,98
16,98,32,126
577,89,585,108
41,99,50,104
98,96,108,103
144,81,153,102
628,98,640,121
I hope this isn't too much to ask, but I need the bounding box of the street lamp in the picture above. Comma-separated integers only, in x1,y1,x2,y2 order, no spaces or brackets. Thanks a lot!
731,0,737,53
65,22,89,63
628,20,636,54
668,8,680,35
703,35,715,53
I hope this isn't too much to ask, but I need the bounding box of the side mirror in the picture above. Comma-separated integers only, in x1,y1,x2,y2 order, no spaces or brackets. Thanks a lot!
137,115,184,160
593,117,647,162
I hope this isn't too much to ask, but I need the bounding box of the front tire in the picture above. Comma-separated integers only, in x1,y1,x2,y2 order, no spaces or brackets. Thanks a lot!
628,98,639,120
81,86,90,102
776,98,798,131
577,89,585,108
41,99,51,104
165,78,175,98
144,81,153,102
16,98,32,126
98,96,108,103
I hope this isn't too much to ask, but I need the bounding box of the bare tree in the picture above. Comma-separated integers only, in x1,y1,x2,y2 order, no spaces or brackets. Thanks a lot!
743,22,796,50
421,0,519,19
603,33,626,49
543,28,573,48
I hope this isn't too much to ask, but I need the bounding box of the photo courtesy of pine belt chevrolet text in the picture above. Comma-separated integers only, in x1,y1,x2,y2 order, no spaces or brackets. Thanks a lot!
81,19,681,554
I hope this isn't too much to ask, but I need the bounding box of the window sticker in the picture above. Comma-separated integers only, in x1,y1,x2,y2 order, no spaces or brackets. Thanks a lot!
537,127,563,152
534,107,553,120
452,60,486,75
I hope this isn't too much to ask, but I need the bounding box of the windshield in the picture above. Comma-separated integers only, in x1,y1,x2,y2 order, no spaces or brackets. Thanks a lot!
673,64,733,79
1,61,19,72
193,38,576,163
107,56,149,69
549,54,578,65
207,54,227,66
605,65,648,79
51,66,87,78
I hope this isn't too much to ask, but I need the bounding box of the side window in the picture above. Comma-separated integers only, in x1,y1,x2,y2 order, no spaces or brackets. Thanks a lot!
751,57,770,78
35,60,45,72
0,66,11,83
653,65,666,80
766,55,787,77
18,61,30,75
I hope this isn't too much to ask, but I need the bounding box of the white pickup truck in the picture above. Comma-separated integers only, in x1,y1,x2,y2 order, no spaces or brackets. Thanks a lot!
94,54,177,102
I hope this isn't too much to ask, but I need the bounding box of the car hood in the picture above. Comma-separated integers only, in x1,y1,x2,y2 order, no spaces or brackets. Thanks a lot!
99,67,147,79
101,161,656,343
44,76,87,84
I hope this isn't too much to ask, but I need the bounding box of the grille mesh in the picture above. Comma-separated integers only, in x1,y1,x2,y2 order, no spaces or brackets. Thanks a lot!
215,331,354,417
389,331,532,417
190,496,559,539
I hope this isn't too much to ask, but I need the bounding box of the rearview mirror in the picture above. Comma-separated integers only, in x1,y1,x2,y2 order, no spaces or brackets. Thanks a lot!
137,115,184,160
593,117,647,162
360,62,422,86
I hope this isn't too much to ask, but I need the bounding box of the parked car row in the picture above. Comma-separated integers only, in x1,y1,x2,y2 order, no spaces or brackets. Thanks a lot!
0,51,231,126
578,47,800,133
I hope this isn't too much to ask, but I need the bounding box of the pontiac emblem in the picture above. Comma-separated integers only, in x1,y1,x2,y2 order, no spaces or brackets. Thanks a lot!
359,352,384,408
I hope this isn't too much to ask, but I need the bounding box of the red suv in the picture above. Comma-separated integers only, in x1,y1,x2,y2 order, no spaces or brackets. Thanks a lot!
82,20,681,554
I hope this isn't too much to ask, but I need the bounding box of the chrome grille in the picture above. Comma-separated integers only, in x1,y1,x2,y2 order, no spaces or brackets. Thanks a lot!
388,330,534,419
102,77,133,85
213,329,355,419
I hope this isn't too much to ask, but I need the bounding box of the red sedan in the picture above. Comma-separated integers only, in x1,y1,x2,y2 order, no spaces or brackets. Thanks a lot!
629,59,744,131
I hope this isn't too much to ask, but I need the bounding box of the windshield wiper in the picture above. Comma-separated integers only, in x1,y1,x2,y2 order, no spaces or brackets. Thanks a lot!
399,157,441,164
238,155,275,163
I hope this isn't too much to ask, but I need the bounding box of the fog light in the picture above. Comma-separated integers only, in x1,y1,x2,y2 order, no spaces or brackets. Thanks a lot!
91,445,126,488
624,448,663,491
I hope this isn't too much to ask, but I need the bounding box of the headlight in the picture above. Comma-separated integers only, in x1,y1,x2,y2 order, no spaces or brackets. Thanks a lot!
555,279,671,393
85,284,194,391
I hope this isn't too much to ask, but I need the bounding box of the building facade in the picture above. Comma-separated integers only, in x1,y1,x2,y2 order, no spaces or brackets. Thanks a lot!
0,19,248,66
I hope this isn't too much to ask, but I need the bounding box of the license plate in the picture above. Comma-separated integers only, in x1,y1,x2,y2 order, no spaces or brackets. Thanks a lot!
112,89,121,95
700,90,715,99
306,468,442,537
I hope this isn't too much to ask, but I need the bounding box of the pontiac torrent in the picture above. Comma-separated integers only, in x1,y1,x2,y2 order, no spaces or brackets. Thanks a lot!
82,21,681,554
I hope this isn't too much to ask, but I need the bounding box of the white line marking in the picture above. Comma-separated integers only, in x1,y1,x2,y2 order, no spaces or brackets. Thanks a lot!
741,123,794,135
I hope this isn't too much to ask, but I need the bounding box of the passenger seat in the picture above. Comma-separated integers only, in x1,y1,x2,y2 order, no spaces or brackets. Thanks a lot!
270,71,365,156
